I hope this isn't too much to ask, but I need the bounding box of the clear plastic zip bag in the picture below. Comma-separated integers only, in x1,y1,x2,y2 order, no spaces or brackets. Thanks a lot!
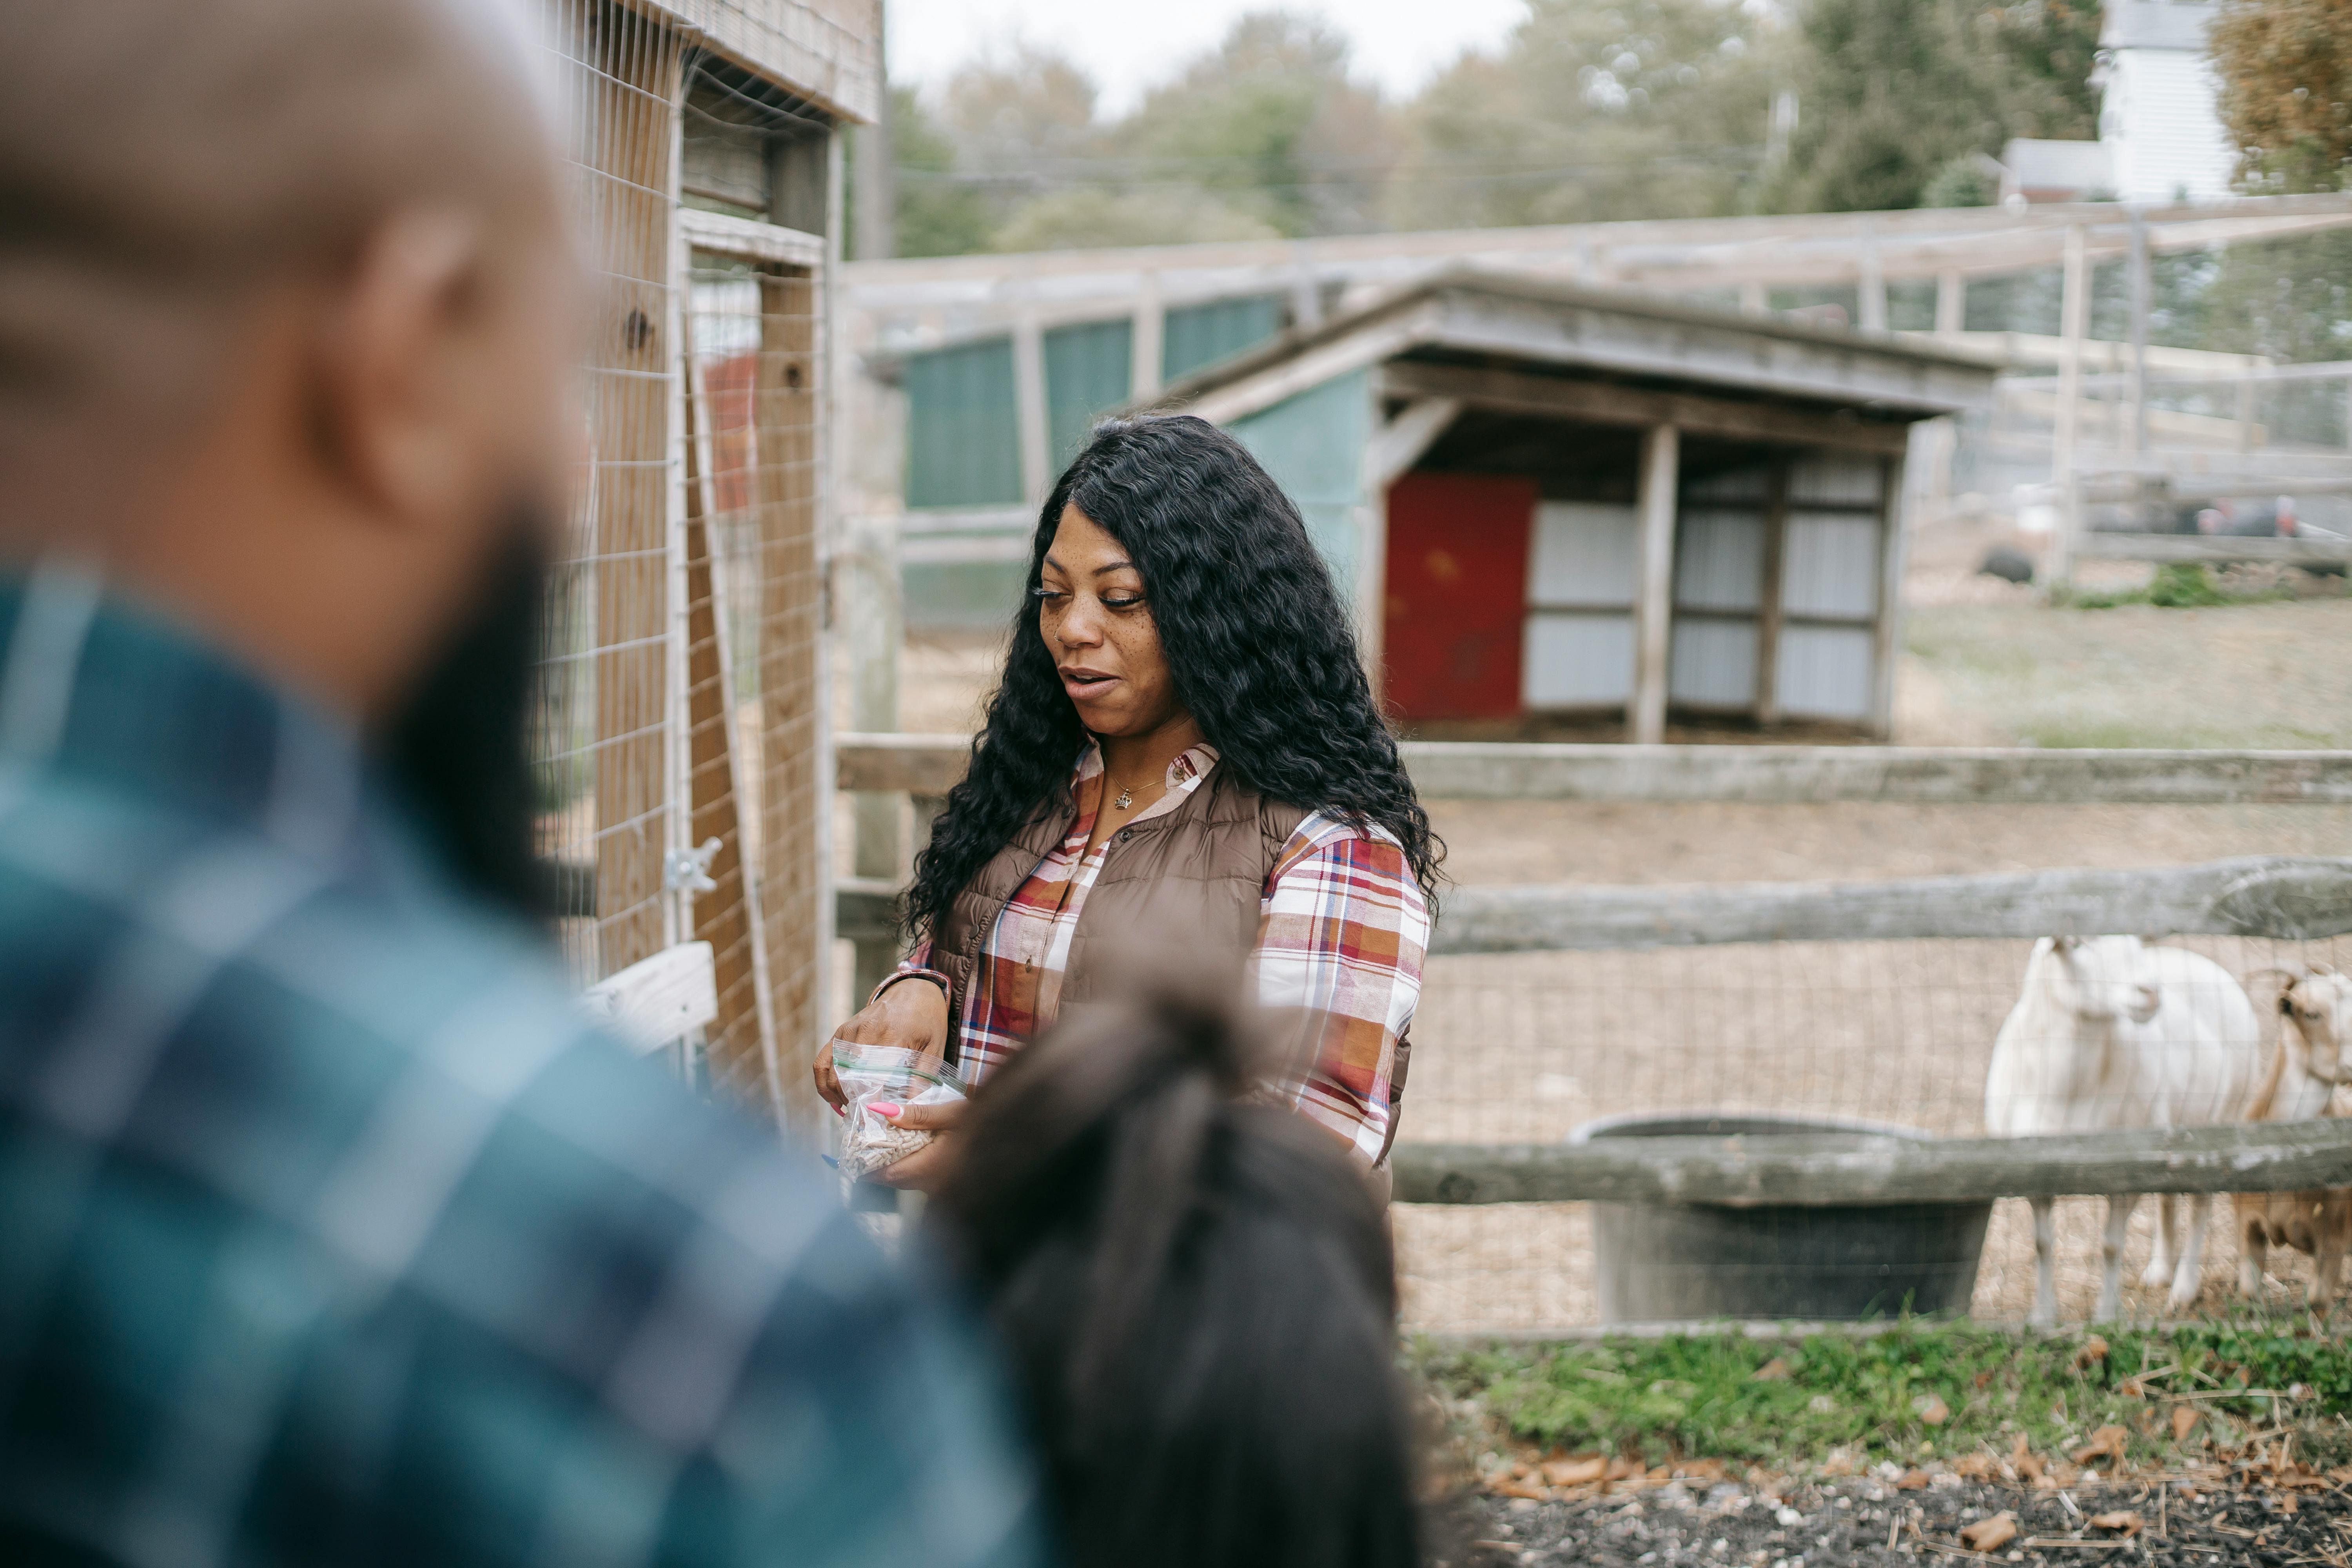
831,1041,967,1199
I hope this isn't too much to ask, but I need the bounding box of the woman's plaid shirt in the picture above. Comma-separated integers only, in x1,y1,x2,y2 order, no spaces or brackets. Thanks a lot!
890,742,1429,1164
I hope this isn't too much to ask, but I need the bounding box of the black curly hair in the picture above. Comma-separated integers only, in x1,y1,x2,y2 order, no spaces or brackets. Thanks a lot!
903,414,1441,944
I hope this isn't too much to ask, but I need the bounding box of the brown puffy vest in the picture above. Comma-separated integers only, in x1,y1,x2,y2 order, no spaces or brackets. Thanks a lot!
928,765,1412,1161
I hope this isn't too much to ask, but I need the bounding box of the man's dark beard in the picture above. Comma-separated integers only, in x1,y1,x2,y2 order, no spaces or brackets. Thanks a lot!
381,517,555,924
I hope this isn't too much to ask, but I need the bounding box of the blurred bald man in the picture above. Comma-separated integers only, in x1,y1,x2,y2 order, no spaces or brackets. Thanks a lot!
0,4,1045,1565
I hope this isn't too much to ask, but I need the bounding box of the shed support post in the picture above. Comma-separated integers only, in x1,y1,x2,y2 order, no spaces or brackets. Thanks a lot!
1631,423,1679,746
1013,307,1049,505
1934,269,1964,336
2127,209,2150,453
1131,272,1163,401
1871,444,1912,740
844,506,902,1005
2050,224,2087,587
1753,456,1790,727
1858,246,1887,332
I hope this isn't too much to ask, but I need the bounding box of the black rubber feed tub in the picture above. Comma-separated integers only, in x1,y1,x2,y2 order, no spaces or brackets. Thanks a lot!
1574,1113,1993,1324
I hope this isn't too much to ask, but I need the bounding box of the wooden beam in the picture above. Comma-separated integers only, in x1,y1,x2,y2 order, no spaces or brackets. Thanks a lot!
838,733,2352,804
1365,396,1464,489
1013,307,1049,504
1869,450,1906,740
2075,532,2352,566
1380,361,1915,455
1172,304,1440,425
1429,855,2352,955
1390,1118,2352,1207
1630,425,1679,746
2051,223,2089,584
1752,459,1789,725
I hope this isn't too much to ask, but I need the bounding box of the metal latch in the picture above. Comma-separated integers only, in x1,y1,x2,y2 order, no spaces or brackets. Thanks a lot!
664,837,722,895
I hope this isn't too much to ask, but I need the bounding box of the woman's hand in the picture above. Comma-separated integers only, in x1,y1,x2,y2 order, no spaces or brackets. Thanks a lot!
814,978,949,1112
872,1098,965,1193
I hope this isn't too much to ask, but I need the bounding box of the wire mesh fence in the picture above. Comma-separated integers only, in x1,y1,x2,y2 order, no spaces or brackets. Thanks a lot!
1396,931,2352,1336
528,0,838,1137
686,250,829,1135
537,0,686,987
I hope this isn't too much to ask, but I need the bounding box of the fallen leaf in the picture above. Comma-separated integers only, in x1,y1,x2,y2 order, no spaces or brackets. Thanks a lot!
1673,1457,1727,1483
1541,1456,1608,1487
2010,1435,2046,1483
2088,1511,2143,1537
1914,1393,1951,1426
2329,1465,2352,1484
1960,1512,2019,1552
1751,1356,1792,1381
2075,1335,2109,1370
1604,1455,1644,1482
1488,1479,1550,1501
2072,1426,2130,1466
2172,1406,2200,1443
1896,1469,1931,1490
1952,1452,1998,1479
2119,1376,2147,1399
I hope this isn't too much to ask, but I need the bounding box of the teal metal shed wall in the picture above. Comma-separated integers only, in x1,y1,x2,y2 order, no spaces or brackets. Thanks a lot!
1163,296,1284,381
904,336,1022,508
1226,369,1370,603
1045,319,1134,468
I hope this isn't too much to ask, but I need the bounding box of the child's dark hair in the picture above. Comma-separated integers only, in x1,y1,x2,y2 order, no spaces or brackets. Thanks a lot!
931,964,1420,1568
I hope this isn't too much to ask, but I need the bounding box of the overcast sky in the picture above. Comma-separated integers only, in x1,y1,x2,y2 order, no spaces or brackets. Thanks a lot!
886,0,1532,118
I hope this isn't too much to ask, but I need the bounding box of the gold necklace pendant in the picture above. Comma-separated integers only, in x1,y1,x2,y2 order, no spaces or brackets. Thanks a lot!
1112,786,1133,810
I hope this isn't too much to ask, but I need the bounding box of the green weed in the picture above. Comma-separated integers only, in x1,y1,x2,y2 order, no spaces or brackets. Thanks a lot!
1414,1322,2352,1472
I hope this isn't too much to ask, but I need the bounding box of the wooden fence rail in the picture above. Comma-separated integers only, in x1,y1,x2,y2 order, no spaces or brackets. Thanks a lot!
836,734,2352,806
1390,1119,2352,1207
1432,855,2352,954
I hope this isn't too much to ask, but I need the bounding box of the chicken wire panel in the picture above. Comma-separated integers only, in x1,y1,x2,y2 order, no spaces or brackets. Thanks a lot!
537,0,686,986
1393,933,2352,1336
686,253,826,1134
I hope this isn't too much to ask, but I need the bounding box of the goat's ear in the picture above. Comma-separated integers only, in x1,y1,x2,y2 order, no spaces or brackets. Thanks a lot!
2049,935,2078,957
2281,985,2299,1016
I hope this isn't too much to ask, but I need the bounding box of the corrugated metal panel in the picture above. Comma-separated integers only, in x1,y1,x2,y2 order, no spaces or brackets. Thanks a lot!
1669,618,1758,708
904,336,1022,508
1673,508,1765,611
1787,452,1882,505
1044,319,1134,468
1226,370,1370,596
1525,613,1635,707
1164,295,1284,381
1530,501,1639,606
1782,514,1881,619
1777,624,1876,721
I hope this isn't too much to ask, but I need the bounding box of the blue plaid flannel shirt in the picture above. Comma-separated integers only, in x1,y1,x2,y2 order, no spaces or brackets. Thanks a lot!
0,569,1049,1567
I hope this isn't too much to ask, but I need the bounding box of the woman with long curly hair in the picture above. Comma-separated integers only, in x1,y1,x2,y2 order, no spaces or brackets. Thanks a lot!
815,414,1439,1191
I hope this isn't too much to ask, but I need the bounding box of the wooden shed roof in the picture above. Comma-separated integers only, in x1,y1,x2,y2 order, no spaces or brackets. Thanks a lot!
642,0,880,122
1152,269,2003,442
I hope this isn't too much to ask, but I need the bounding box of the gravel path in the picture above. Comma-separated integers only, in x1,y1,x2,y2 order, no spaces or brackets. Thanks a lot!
1435,1471,2351,1568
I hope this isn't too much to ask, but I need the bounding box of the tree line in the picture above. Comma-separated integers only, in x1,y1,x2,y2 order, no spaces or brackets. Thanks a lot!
862,0,2350,367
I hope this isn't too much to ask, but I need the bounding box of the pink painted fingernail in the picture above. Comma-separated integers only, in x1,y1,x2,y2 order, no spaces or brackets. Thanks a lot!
871,1101,902,1119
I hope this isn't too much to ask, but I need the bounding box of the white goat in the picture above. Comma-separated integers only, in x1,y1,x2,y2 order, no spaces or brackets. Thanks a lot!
2235,967,2352,1307
1984,935,2264,1325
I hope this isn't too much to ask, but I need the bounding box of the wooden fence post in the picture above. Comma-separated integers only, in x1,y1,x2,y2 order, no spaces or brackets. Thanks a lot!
1631,424,1679,745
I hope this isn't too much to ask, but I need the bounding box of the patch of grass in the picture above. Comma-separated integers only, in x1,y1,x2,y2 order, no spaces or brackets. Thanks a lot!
2062,563,2289,610
1414,1322,2352,1472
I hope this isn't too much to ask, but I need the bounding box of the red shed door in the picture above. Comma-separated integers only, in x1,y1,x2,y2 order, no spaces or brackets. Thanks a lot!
1382,471,1536,721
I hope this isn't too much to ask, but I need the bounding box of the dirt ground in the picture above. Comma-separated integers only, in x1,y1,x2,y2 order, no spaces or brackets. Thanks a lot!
856,521,2352,1333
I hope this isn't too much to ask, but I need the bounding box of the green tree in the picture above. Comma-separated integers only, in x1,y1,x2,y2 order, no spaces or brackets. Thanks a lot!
2210,0,2352,191
1769,0,2103,214
1115,13,1394,237
889,85,993,258
1388,0,1777,229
